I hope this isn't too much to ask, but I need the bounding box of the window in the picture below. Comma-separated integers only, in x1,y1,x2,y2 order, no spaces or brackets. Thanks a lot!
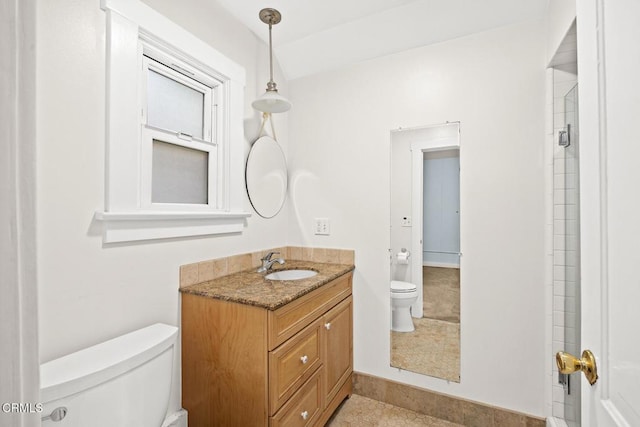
97,0,249,243
151,140,209,205
141,54,217,209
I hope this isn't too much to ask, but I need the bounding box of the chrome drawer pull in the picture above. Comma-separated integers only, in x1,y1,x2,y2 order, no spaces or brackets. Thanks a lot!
300,355,308,364
301,410,309,420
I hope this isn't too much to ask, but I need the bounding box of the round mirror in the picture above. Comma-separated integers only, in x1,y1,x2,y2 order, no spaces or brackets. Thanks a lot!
245,135,288,218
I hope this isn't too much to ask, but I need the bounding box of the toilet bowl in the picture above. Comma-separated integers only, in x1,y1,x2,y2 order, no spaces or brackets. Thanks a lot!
390,280,418,332
40,323,178,427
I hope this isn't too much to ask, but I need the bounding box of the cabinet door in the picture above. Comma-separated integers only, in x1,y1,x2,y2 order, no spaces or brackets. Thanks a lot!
322,296,353,404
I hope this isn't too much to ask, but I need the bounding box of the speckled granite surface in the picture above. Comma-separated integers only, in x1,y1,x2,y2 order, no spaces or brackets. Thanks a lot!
179,260,354,310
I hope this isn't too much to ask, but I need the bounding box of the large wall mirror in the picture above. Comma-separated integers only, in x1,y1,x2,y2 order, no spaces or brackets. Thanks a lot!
390,122,461,381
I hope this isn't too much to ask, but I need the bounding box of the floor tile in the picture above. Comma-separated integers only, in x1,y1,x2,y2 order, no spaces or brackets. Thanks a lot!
327,394,464,427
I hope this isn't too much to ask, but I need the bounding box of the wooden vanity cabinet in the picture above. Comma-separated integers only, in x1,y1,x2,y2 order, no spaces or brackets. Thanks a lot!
182,272,353,427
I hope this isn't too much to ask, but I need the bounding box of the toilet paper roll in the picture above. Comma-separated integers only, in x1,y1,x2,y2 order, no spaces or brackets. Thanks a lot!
396,252,409,264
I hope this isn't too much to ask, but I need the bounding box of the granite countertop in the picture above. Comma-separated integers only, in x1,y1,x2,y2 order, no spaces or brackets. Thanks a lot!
179,260,355,310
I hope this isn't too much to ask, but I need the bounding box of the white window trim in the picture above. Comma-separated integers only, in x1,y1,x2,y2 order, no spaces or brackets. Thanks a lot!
98,0,249,243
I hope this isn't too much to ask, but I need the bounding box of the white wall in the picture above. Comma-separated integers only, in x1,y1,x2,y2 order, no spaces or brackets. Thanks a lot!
36,0,288,417
546,0,576,65
390,129,422,284
287,20,547,416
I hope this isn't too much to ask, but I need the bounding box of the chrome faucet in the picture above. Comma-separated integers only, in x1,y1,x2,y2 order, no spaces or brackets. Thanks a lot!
257,251,285,273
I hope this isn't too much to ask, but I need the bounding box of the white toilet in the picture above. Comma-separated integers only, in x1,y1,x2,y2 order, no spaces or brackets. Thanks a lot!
40,323,178,427
390,280,418,332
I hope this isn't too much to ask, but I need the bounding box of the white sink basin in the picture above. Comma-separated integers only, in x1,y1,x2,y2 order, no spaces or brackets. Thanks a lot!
265,269,318,281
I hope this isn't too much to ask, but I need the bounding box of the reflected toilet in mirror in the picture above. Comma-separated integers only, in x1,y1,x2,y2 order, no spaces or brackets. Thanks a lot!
390,122,461,382
245,135,288,218
390,280,418,332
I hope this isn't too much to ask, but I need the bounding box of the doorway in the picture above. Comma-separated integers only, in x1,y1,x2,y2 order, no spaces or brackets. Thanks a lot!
548,20,580,426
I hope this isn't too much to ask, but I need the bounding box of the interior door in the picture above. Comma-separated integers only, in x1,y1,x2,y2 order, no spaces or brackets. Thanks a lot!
577,0,640,425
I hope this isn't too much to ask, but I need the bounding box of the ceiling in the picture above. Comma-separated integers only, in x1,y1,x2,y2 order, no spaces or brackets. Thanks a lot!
217,0,548,80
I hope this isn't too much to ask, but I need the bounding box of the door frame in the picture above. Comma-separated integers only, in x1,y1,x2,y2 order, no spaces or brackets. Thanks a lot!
0,0,40,425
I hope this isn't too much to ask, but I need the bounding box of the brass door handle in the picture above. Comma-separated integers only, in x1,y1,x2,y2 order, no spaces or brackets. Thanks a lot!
556,349,598,385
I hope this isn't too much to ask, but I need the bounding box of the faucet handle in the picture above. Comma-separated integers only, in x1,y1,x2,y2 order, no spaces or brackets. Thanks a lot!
262,251,280,261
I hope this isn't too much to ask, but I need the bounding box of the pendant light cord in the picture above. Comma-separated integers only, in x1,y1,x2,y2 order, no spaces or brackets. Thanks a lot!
257,112,278,141
268,23,274,87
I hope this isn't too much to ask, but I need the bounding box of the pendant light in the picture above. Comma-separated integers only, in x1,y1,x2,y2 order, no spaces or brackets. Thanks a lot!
252,8,291,113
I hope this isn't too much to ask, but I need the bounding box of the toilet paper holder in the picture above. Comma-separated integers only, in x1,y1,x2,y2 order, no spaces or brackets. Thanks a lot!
396,248,411,264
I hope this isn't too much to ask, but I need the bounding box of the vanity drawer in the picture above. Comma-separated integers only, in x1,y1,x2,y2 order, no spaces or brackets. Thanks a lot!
269,319,323,414
270,368,322,427
268,272,352,350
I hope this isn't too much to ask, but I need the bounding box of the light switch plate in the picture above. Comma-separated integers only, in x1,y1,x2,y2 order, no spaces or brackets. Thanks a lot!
401,216,412,227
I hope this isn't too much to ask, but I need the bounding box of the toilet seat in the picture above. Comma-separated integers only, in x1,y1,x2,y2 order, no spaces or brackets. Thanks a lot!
391,280,417,293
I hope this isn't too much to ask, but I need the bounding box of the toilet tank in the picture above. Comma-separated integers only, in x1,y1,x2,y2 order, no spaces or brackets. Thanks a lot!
40,323,178,427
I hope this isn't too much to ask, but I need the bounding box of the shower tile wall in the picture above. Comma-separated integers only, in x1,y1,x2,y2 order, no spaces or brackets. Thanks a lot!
551,66,578,424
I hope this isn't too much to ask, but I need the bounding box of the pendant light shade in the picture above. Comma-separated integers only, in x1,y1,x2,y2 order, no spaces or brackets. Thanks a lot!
253,8,291,113
252,90,292,113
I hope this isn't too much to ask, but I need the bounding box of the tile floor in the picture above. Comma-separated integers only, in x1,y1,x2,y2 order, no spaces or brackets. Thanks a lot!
422,267,460,322
390,317,460,381
390,266,461,381
326,394,464,427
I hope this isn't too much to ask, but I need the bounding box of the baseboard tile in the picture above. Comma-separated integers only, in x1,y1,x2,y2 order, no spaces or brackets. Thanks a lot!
353,372,545,427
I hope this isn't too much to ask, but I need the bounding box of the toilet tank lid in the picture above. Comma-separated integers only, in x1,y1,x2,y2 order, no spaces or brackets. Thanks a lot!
40,323,178,403
391,280,417,291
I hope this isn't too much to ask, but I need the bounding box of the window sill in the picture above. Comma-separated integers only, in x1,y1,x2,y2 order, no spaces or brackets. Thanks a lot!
94,211,251,243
